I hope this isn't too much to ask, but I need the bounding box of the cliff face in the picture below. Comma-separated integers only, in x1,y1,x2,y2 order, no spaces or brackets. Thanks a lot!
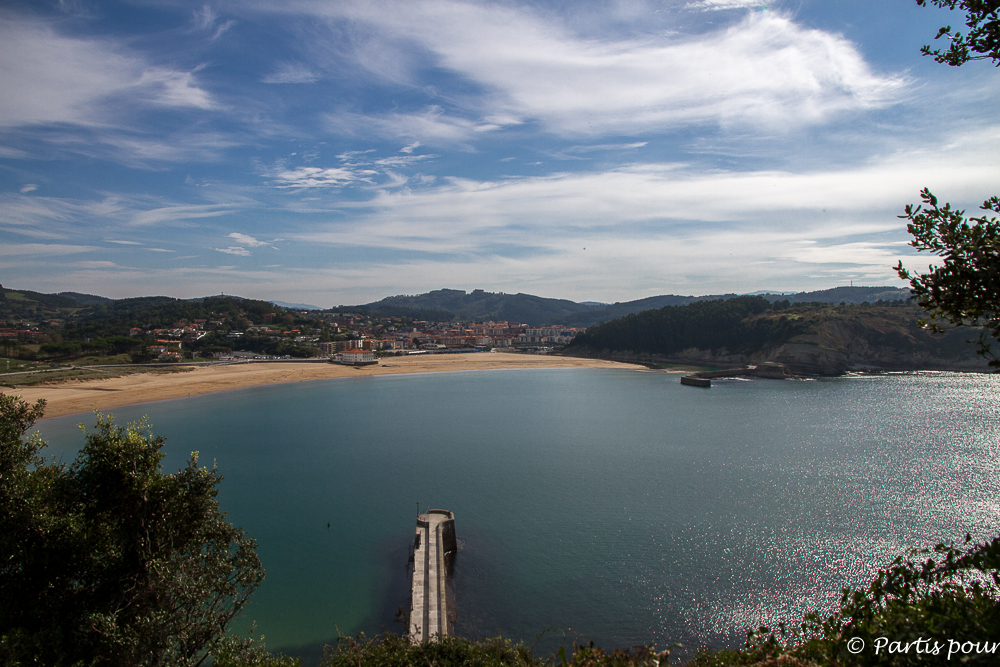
569,303,993,375
767,319,989,375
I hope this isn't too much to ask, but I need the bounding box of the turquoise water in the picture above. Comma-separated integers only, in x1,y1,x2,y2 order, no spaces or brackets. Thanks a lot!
33,369,1000,660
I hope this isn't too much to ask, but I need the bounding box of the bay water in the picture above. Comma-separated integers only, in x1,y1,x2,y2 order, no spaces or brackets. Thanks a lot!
33,368,1000,661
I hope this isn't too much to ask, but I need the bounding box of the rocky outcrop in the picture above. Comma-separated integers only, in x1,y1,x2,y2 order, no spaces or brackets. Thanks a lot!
572,319,991,376
767,320,989,375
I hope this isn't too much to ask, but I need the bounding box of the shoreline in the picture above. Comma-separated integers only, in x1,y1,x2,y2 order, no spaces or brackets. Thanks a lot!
7,353,644,420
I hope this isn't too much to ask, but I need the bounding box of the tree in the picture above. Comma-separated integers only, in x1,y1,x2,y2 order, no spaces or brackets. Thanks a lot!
916,0,1000,66
896,1,1000,369
0,394,270,666
896,189,1000,368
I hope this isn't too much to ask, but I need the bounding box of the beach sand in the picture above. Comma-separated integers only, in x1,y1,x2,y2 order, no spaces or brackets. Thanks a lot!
9,353,641,419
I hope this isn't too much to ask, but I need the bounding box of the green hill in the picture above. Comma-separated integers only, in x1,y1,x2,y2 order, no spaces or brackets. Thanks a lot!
566,296,990,375
359,288,596,325
358,287,911,327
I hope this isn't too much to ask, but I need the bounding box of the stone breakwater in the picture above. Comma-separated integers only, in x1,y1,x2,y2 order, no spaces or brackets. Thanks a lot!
409,510,457,643
680,362,789,387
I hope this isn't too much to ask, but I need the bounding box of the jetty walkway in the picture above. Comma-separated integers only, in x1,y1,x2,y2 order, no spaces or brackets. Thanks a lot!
409,510,457,642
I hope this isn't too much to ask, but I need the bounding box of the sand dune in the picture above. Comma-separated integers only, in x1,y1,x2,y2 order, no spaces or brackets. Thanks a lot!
9,353,641,420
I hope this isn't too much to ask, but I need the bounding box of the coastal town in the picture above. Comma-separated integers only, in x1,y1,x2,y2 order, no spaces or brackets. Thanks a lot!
0,289,586,366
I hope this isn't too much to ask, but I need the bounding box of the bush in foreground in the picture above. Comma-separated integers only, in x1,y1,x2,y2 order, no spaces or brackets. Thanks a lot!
0,394,294,666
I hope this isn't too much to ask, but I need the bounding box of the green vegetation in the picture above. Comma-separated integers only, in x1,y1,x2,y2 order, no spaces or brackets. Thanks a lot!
916,0,1000,66
565,297,979,373
0,395,293,666
360,288,910,328
896,188,1000,369
569,296,778,357
895,2,1000,370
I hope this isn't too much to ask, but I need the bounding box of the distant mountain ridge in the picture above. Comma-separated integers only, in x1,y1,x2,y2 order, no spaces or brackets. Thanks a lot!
357,286,911,327
2,284,911,328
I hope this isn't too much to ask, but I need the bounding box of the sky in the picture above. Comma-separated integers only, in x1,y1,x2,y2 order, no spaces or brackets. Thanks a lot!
1,0,998,307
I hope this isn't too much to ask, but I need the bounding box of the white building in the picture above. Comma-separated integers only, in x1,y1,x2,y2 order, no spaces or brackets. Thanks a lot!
334,348,377,365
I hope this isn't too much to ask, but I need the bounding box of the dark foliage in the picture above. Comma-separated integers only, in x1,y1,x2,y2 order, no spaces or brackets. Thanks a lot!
895,188,1000,368
916,0,1000,66
569,296,791,356
0,395,265,666
72,295,286,340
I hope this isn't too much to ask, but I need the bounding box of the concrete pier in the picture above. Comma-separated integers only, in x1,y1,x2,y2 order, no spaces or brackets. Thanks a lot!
409,510,457,642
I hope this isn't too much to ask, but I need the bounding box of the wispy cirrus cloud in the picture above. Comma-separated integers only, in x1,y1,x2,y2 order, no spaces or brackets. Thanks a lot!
262,62,320,84
287,2,907,135
0,192,242,246
270,151,437,189
193,6,236,39
130,203,236,226
0,14,220,128
274,166,367,188
324,106,501,147
686,0,773,10
0,242,99,257
287,125,998,298
214,245,251,256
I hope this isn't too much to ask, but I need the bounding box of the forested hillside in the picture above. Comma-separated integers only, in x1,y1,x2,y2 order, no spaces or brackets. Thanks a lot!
567,297,989,375
359,287,911,327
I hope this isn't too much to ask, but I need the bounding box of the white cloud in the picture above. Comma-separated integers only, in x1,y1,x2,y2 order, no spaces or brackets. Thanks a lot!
229,232,266,246
325,106,485,146
19,184,38,193
215,246,252,256
0,14,219,128
194,5,218,30
72,260,119,268
372,154,437,167
262,62,320,84
297,2,906,135
228,232,278,249
0,192,246,245
0,243,98,256
283,125,997,299
686,0,773,10
275,166,366,188
0,145,28,158
136,69,221,110
192,6,235,39
130,204,235,226
93,131,240,165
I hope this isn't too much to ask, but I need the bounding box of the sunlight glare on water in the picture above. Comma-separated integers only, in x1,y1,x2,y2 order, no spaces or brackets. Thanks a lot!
33,369,1000,660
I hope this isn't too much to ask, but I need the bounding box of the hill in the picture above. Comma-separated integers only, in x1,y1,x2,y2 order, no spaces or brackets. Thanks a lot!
358,288,596,325
761,285,910,305
56,291,115,306
566,296,990,375
356,287,911,327
1,285,82,321
3,284,912,331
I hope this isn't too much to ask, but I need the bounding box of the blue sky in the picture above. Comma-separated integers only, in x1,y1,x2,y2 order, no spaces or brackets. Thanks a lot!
1,0,998,307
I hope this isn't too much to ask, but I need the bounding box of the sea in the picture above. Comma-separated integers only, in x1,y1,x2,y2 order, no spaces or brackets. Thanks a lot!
33,367,1000,662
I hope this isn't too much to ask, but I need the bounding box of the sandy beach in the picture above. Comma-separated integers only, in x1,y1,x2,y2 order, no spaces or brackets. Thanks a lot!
8,353,641,420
